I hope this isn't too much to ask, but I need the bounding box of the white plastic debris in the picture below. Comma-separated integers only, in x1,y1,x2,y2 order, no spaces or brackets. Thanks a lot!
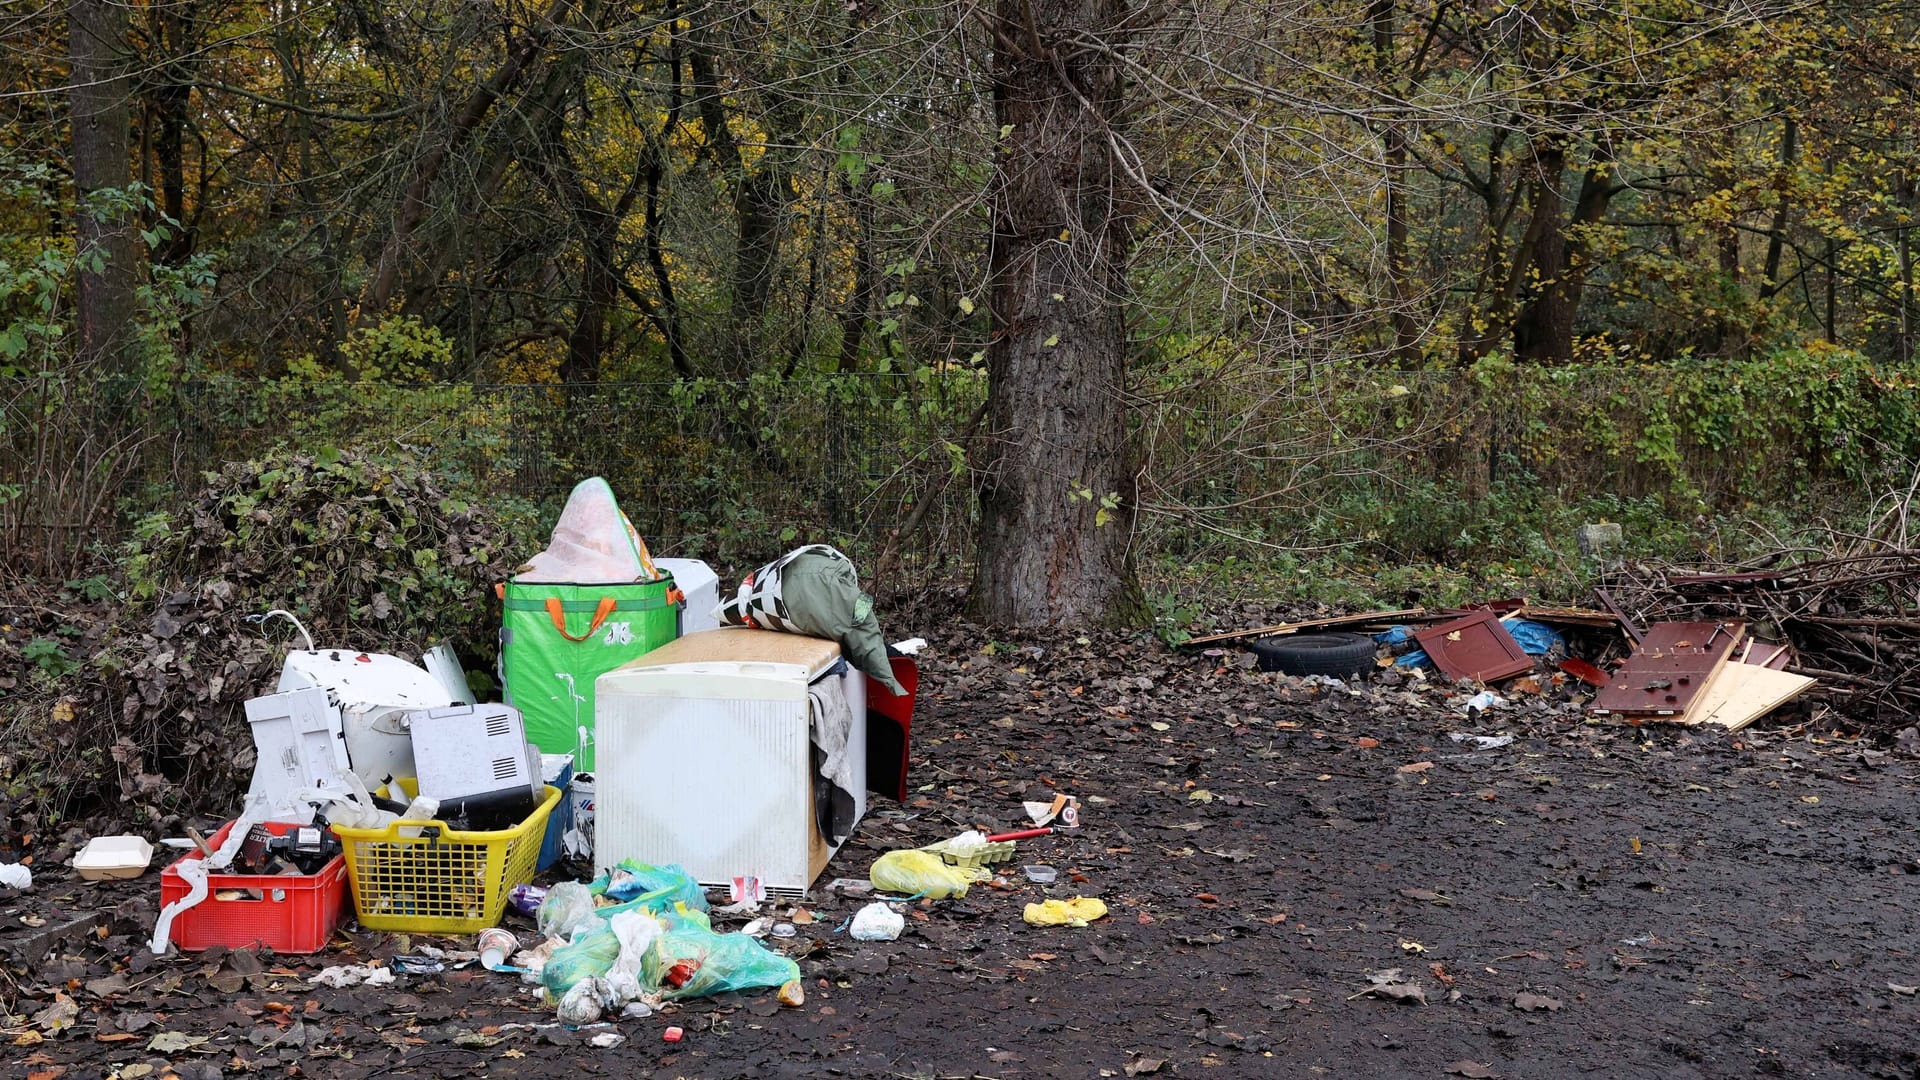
943,829,988,855
890,638,928,656
1448,733,1515,750
850,901,905,942
310,964,396,988
590,1032,627,1049
556,978,609,1025
1463,691,1505,713
0,863,31,890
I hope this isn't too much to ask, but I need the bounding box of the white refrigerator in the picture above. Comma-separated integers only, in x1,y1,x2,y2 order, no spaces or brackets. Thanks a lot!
592,628,867,894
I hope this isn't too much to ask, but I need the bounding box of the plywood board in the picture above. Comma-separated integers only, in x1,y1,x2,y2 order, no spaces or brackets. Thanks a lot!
1414,610,1535,683
1182,608,1428,647
618,626,842,675
1680,662,1815,731
1588,621,1742,718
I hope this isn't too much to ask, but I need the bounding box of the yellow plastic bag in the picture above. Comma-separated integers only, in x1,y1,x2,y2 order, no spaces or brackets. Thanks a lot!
869,849,987,899
1023,897,1108,927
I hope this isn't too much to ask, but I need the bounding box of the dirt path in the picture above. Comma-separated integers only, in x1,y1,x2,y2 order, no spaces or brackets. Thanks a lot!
5,630,1918,1079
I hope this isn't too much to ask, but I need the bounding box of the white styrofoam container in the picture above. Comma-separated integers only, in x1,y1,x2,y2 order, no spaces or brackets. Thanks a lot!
656,558,721,636
74,835,156,880
593,655,866,894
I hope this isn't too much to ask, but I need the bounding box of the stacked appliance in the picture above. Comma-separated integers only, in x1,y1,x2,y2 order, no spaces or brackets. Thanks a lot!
592,628,867,894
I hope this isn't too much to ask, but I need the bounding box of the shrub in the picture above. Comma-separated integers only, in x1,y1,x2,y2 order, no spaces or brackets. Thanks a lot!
0,446,524,829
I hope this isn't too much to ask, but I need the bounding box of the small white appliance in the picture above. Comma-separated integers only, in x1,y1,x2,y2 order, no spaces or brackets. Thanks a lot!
244,687,356,811
277,649,455,783
655,557,721,636
593,628,867,894
408,703,543,811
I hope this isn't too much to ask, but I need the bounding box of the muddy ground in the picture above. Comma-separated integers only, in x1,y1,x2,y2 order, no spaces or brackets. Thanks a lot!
4,627,1919,1079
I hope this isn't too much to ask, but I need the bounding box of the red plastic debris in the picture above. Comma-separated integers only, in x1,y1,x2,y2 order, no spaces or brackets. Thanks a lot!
663,1026,684,1043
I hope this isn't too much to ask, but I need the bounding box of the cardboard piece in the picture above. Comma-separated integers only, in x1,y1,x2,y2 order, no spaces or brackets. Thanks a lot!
617,625,842,673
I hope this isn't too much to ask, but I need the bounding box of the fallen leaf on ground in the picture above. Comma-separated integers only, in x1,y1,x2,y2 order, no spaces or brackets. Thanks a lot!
33,993,78,1034
1356,737,1380,749
1188,789,1214,802
1368,982,1427,1005
1447,1060,1498,1078
1889,982,1917,995
147,1031,210,1053
1124,1058,1166,1075
1512,992,1563,1012
1398,761,1434,774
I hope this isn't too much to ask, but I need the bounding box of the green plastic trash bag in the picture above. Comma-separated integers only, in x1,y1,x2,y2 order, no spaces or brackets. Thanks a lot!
640,927,801,1000
593,860,709,913
717,544,905,694
542,924,622,995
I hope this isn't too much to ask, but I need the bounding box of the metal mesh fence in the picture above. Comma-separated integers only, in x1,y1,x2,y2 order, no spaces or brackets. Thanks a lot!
8,357,1916,582
2,374,984,580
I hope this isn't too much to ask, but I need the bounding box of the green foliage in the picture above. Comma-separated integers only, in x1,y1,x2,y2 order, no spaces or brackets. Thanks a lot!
336,316,456,380
21,636,76,679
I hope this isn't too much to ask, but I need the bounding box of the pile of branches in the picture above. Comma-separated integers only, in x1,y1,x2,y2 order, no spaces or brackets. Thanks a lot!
1606,549,1920,728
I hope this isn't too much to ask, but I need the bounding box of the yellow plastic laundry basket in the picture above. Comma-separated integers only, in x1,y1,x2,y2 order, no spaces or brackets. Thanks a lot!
335,779,562,933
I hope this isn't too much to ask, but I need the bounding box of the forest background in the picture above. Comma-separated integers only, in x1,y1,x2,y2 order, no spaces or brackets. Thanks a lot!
5,0,1920,817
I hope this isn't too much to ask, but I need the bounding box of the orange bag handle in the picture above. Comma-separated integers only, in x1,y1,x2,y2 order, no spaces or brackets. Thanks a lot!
547,596,617,642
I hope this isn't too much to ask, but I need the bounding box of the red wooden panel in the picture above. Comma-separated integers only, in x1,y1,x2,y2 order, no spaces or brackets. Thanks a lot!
1414,611,1534,683
1588,621,1742,718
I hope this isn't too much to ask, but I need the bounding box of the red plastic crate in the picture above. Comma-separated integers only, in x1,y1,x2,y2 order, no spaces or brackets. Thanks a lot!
158,820,349,953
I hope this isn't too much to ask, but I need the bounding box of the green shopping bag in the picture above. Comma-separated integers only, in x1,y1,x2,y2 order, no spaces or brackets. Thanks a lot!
501,577,680,769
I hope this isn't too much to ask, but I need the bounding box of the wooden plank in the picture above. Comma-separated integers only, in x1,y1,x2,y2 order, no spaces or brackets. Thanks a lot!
1740,641,1792,670
1180,608,1428,647
1679,662,1815,731
1515,605,1624,629
1588,621,1742,718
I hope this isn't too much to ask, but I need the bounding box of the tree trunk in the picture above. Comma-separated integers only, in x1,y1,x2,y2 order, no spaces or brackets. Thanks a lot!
969,0,1139,628
1511,142,1569,361
1513,141,1616,362
686,13,797,378
836,174,875,373
355,9,558,323
145,0,194,267
1370,0,1417,362
69,0,140,375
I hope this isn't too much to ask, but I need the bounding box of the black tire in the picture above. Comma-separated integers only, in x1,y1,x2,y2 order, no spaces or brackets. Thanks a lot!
1249,632,1378,677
